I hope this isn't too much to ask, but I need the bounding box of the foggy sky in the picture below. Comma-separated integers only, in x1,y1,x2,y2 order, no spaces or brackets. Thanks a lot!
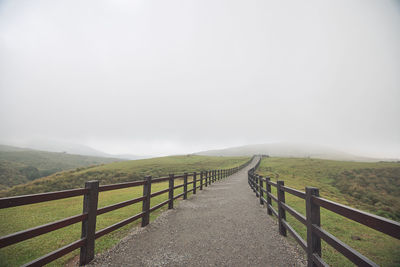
1,0,400,158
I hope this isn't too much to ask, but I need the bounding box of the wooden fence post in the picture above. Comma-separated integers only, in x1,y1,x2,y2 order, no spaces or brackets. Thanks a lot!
306,187,321,267
193,172,197,194
250,173,254,192
277,180,287,236
200,171,203,190
259,176,264,205
252,173,255,192
248,172,251,188
250,171,252,186
255,175,259,197
254,175,257,193
205,171,208,187
141,176,152,227
79,180,99,266
168,174,174,209
183,173,188,199
266,176,272,215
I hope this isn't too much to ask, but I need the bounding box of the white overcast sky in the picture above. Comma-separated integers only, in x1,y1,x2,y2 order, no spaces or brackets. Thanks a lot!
0,0,399,157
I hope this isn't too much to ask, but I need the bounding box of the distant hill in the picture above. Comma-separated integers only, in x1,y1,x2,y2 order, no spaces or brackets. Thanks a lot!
19,140,110,157
112,154,152,160
0,144,123,189
16,139,150,160
0,144,30,152
195,143,386,162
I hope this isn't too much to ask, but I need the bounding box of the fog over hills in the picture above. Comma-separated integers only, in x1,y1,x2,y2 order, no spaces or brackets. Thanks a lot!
195,143,395,162
1,1,399,159
7,140,396,162
5,140,396,162
11,139,150,160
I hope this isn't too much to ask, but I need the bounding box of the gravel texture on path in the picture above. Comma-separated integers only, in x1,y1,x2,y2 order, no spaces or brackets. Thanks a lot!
88,157,306,267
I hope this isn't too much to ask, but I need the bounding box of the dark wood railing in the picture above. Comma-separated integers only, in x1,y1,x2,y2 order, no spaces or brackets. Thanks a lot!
248,158,400,267
0,158,253,266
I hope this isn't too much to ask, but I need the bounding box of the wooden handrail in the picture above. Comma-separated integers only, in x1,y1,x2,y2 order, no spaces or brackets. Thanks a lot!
0,188,89,209
312,196,400,239
0,213,87,248
98,180,146,192
248,157,400,267
97,196,146,215
0,157,254,266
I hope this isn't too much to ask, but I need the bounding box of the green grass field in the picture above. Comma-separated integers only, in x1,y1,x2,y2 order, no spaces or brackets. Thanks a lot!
256,157,400,266
0,155,249,266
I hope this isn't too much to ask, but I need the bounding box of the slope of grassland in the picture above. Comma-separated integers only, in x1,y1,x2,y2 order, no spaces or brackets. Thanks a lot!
0,155,248,197
0,145,122,189
256,157,400,266
0,155,249,267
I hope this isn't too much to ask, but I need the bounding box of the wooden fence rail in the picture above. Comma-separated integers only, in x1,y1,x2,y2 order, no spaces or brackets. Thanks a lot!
248,158,400,267
0,158,253,266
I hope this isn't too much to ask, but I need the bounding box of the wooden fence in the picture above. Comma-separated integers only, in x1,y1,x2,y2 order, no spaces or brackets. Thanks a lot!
248,158,400,267
0,158,252,266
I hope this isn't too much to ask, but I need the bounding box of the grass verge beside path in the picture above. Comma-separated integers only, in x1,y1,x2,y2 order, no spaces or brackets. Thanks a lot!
0,155,249,266
257,157,400,267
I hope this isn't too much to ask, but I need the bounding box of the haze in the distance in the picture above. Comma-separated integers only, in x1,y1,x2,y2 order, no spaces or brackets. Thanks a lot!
1,0,399,159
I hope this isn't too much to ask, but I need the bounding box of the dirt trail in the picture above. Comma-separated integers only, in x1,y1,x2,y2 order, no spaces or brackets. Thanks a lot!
89,158,306,267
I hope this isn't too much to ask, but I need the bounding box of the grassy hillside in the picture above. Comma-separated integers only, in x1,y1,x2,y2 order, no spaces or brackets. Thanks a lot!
195,142,386,161
256,157,400,266
0,155,249,266
0,155,248,197
0,145,122,190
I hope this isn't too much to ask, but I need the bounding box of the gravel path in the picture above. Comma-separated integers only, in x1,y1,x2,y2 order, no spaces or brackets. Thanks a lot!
88,158,306,267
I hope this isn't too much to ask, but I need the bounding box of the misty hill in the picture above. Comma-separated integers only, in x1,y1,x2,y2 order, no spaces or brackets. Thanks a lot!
195,143,381,162
0,155,249,197
15,139,150,160
19,140,110,157
0,144,123,190
0,144,31,152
